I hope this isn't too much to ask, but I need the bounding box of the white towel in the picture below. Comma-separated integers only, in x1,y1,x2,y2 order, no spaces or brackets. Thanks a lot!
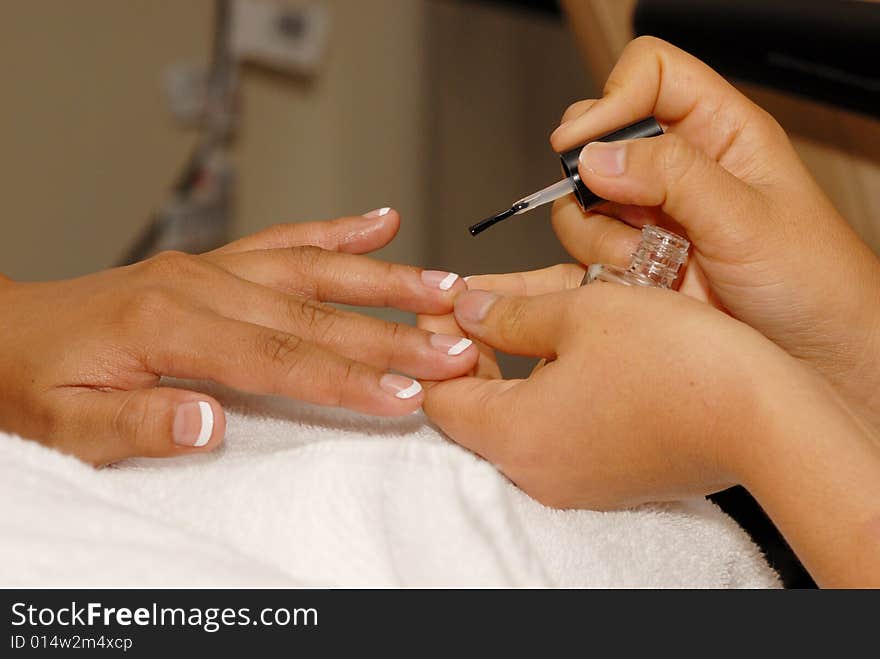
0,383,780,588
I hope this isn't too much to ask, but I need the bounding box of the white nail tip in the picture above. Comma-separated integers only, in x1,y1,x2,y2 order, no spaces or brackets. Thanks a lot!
395,380,423,400
438,272,459,291
193,401,214,447
447,338,473,356
378,207,391,216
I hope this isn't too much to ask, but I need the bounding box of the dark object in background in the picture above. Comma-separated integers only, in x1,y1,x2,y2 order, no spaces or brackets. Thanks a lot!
460,0,562,16
634,0,880,118
710,487,816,589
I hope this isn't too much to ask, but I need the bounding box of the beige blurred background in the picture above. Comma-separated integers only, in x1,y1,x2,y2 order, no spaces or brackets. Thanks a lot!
1,0,878,287
0,0,584,283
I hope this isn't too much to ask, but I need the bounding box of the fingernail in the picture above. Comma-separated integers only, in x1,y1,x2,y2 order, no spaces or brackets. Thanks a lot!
380,374,423,400
173,401,214,447
579,141,626,177
430,334,473,356
455,290,498,324
364,207,391,219
421,270,460,291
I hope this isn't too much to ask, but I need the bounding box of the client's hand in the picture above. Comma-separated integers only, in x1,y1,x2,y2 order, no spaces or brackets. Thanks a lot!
0,209,476,465
422,284,880,586
550,37,880,426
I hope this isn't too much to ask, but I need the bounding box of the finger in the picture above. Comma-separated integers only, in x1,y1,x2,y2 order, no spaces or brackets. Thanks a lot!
599,202,671,229
417,312,501,379
207,245,465,314
453,289,576,359
550,36,760,159
52,387,225,465
133,252,476,380
463,263,585,296
150,310,426,416
208,208,400,256
559,98,598,125
176,266,476,380
576,133,766,259
550,195,650,266
416,312,462,336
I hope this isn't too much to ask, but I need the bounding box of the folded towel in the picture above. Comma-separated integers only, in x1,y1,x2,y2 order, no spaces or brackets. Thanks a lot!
0,383,780,587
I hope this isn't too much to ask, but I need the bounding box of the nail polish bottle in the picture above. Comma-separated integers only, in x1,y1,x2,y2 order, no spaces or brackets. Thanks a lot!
582,225,690,288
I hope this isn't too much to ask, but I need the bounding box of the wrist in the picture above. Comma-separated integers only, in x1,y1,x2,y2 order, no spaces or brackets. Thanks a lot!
722,341,874,486
732,355,880,586
818,256,880,431
733,355,848,487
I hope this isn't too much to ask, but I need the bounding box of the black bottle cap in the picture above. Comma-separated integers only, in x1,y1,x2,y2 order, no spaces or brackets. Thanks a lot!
560,116,664,211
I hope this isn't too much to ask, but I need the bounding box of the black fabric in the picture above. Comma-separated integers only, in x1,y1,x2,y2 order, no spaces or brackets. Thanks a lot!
634,0,880,118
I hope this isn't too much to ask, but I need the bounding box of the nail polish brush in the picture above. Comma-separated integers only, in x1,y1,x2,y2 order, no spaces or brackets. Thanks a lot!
468,116,663,236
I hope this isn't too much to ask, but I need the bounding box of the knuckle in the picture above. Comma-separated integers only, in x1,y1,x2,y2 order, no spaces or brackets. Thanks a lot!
659,133,701,186
291,244,327,271
627,35,667,57
551,263,586,290
335,359,359,408
262,331,306,374
496,299,528,343
112,390,153,447
289,297,337,342
378,321,404,369
286,246,330,296
140,250,200,279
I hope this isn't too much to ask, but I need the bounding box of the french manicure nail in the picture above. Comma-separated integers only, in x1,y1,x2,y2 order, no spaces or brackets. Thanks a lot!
173,401,214,447
455,290,498,324
430,334,473,356
579,141,626,177
421,270,460,291
380,374,423,400
364,207,392,218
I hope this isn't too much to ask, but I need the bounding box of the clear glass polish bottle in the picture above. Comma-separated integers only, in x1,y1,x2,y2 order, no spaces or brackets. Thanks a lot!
582,225,691,289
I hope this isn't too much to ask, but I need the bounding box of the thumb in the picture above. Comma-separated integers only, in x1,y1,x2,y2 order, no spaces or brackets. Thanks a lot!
577,133,766,260
453,289,572,359
54,387,225,465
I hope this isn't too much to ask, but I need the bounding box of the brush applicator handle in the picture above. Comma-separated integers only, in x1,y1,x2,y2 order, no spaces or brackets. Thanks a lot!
560,117,663,211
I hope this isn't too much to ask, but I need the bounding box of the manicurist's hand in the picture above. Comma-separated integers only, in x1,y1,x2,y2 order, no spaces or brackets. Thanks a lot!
550,37,880,426
0,209,477,465
425,281,776,509
422,283,880,587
